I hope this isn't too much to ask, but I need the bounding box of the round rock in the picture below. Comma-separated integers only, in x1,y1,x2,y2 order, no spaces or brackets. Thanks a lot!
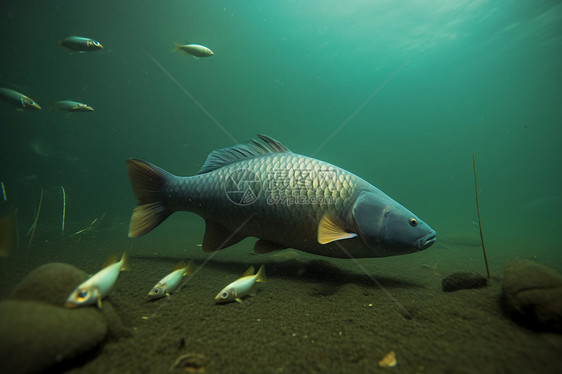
0,299,107,374
501,259,562,333
11,262,88,306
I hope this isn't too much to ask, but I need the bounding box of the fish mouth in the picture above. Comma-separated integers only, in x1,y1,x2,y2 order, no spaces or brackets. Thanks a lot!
418,231,437,250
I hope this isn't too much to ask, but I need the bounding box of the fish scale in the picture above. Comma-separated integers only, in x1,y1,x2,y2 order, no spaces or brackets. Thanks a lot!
127,135,436,259
167,154,360,226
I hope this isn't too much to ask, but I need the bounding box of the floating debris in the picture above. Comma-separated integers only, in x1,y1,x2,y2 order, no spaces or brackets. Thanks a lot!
378,350,397,368
170,353,206,373
69,213,106,239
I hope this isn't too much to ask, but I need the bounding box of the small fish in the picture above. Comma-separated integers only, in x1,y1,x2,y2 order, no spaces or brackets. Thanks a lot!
173,42,214,59
54,100,94,112
148,260,195,299
65,252,130,308
59,36,103,52
0,88,41,110
215,265,265,304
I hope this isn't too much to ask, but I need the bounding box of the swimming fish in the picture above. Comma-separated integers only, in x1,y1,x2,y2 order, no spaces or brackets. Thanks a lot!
59,36,103,52
148,260,195,299
54,100,94,112
126,135,436,259
173,42,214,58
215,265,265,304
65,252,130,308
0,88,41,110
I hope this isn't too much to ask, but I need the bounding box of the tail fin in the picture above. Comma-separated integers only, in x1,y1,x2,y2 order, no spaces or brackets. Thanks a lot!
255,265,266,283
173,42,181,53
126,159,173,238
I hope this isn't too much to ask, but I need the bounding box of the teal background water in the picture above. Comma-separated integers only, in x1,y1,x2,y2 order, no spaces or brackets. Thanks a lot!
1,0,561,252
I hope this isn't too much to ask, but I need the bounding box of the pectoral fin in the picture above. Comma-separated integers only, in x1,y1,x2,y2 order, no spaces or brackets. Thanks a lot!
317,215,357,244
95,287,102,309
202,220,244,252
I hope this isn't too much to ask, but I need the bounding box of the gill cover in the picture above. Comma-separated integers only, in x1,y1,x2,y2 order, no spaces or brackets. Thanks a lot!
352,190,435,254
352,191,389,248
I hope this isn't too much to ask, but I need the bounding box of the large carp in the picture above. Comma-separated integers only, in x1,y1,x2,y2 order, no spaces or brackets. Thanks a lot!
126,135,436,258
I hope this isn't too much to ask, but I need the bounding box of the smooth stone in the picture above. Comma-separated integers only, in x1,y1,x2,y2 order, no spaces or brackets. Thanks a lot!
1,262,131,373
10,262,129,338
11,262,88,306
0,299,107,374
442,272,488,292
501,259,562,333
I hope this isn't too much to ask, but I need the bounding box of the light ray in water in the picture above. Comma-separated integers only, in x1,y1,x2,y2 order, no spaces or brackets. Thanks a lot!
145,51,238,144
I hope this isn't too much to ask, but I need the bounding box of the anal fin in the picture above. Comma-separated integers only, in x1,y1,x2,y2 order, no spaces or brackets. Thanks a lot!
202,220,245,252
254,239,287,254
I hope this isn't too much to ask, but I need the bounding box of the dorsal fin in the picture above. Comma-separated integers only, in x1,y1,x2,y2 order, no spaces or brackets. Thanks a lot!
102,254,118,268
196,135,291,174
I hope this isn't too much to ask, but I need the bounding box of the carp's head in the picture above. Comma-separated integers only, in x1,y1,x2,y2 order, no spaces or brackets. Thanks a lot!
352,191,436,256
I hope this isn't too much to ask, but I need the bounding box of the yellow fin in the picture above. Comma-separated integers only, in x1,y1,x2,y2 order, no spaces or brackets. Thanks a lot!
102,254,118,268
317,215,357,244
235,298,243,304
173,41,182,52
120,252,130,271
173,260,187,272
255,265,266,283
95,287,102,309
242,265,255,277
183,260,195,276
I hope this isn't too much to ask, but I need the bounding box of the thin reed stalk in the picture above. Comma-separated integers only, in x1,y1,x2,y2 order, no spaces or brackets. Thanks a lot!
473,154,491,281
27,187,44,249
61,186,66,236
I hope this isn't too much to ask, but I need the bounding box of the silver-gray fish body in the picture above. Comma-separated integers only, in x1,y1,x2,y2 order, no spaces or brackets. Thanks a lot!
59,36,103,52
54,100,94,112
0,88,41,110
127,135,436,259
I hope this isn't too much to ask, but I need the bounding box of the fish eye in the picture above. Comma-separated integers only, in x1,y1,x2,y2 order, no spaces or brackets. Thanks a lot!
77,289,89,301
409,218,418,227
221,291,228,298
94,41,100,46
153,288,159,293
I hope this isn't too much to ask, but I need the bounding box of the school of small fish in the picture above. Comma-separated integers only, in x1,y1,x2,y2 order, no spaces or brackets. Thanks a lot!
63,252,265,308
0,35,213,112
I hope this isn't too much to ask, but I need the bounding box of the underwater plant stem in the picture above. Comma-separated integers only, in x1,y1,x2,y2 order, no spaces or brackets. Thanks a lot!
473,154,491,281
61,186,66,236
27,187,44,249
